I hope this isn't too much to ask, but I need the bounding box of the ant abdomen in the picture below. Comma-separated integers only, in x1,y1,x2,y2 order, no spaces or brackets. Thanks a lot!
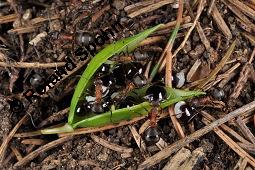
144,127,160,144
145,85,167,102
118,96,136,108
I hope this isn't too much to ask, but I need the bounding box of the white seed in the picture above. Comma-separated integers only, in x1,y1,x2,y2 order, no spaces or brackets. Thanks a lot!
174,101,186,118
23,9,32,21
29,32,47,46
176,70,185,88
171,1,179,9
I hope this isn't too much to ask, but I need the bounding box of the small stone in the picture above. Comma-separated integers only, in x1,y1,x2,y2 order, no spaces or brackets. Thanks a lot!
97,153,108,161
112,0,126,10
49,20,62,32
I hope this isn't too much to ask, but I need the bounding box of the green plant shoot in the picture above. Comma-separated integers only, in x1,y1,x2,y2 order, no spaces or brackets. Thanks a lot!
40,24,206,135
68,24,163,125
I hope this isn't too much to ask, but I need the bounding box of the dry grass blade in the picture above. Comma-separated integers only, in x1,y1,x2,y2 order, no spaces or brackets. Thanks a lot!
172,0,205,58
21,139,47,145
90,134,133,153
228,0,255,20
211,4,232,39
13,136,73,167
197,39,237,89
230,49,254,99
235,117,255,144
0,14,17,24
128,125,148,157
127,0,175,18
162,148,191,170
242,32,255,45
164,0,185,139
10,146,23,161
0,61,66,68
138,100,255,169
221,0,255,32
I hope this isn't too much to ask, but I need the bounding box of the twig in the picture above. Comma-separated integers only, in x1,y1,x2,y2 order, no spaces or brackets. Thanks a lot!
172,0,205,58
21,139,47,145
90,134,133,153
203,119,255,167
228,0,255,20
129,125,148,157
13,136,73,167
196,39,237,89
201,111,251,145
164,0,185,139
0,14,17,24
0,114,29,163
138,100,255,169
156,0,205,73
162,148,191,170
235,117,255,144
38,108,69,128
10,146,23,161
211,4,232,39
0,61,66,68
230,49,254,99
207,0,216,15
221,0,255,31
127,0,175,18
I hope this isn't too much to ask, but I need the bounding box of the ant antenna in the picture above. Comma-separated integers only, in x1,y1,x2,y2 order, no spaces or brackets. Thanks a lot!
28,113,37,128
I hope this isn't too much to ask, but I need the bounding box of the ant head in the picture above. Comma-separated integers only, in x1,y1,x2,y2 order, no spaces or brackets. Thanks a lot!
118,96,136,108
145,85,167,102
132,74,147,87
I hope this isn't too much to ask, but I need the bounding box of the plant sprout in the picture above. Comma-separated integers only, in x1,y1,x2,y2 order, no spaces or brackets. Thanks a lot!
41,24,205,134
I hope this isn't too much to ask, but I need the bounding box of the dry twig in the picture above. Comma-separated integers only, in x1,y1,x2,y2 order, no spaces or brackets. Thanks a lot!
90,134,133,153
0,61,66,68
13,136,73,167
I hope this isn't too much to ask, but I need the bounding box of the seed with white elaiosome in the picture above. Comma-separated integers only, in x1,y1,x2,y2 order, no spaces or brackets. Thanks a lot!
174,101,186,118
172,70,185,88
212,88,225,100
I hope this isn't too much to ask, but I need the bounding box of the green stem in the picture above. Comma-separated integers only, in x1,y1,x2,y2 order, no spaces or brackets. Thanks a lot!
41,123,74,134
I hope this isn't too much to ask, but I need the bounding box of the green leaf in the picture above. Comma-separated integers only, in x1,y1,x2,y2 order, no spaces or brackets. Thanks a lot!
72,88,205,128
68,24,163,125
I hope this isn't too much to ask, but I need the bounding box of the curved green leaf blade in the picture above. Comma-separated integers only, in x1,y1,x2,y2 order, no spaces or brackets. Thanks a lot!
72,88,205,128
69,24,163,125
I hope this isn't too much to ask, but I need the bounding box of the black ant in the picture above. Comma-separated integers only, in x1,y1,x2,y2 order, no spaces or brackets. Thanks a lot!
143,85,167,144
111,63,147,104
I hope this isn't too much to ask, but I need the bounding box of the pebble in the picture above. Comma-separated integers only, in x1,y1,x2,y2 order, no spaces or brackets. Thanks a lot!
112,0,126,10
189,44,205,59
97,153,108,161
212,88,225,100
30,73,43,87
